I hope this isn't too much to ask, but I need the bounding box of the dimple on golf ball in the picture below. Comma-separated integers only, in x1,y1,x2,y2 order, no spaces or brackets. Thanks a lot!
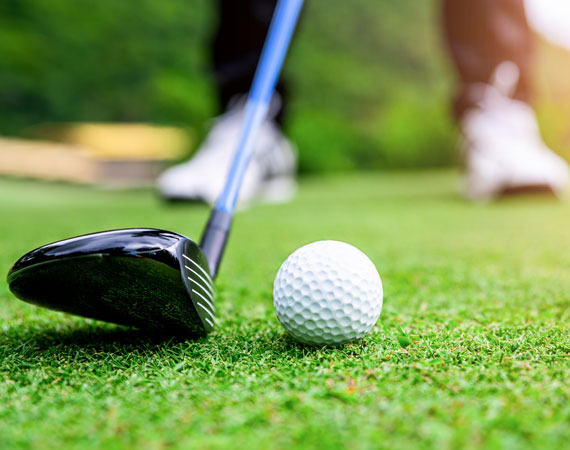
273,240,383,345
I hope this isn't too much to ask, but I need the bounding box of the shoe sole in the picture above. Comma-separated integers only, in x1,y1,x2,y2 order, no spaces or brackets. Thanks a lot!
160,175,297,207
499,184,556,197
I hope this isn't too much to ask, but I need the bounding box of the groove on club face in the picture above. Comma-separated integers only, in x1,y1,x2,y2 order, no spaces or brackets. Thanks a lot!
7,229,215,336
180,241,216,331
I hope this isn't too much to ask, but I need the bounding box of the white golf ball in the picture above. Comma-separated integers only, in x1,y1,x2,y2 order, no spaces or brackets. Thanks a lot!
273,241,383,345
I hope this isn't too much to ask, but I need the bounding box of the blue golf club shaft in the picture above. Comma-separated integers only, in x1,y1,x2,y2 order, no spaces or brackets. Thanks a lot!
217,0,304,213
200,0,304,277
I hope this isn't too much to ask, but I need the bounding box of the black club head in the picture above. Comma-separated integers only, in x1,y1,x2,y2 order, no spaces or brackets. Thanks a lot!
7,229,215,336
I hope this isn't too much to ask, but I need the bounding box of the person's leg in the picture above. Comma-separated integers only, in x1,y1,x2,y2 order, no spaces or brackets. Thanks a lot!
157,0,297,206
443,0,533,118
443,0,569,199
212,0,288,124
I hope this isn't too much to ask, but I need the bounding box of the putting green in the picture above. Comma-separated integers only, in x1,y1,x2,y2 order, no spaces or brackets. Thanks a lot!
1,170,569,449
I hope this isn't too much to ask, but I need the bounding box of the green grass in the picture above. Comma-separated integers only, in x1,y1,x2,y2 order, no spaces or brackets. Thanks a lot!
1,170,569,449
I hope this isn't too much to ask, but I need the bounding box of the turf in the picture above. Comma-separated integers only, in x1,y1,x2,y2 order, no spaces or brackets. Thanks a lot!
0,170,569,449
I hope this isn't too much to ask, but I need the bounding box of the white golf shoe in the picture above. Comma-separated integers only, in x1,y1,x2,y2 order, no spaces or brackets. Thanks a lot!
157,102,297,206
461,82,569,200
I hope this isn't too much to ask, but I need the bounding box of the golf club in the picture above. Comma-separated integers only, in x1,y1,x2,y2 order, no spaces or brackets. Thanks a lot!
6,0,304,337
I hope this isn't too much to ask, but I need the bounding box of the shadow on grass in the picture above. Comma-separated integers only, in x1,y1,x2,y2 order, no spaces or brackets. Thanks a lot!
0,320,380,371
0,322,204,356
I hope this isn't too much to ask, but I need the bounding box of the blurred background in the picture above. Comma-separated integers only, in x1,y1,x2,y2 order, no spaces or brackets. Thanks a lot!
1,0,570,183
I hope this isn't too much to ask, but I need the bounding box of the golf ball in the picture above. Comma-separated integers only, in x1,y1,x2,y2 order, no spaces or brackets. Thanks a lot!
273,241,383,345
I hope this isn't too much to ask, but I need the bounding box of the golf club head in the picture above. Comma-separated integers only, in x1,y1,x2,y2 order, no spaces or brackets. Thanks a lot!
7,229,215,336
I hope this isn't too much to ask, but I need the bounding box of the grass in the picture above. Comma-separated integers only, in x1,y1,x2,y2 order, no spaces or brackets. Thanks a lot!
0,170,569,449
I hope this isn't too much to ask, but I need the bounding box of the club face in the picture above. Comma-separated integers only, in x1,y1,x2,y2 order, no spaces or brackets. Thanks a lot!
7,229,215,336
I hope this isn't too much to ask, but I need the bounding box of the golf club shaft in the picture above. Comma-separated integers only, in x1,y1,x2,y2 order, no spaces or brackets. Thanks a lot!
200,0,303,277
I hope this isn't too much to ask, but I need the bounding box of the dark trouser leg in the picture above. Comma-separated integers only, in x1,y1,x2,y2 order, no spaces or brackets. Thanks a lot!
212,0,288,124
443,0,534,118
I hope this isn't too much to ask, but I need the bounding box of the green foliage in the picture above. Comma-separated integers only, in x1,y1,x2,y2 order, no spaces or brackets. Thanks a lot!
1,173,570,448
288,109,358,172
0,0,457,171
0,0,217,130
287,0,457,171
373,92,457,168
